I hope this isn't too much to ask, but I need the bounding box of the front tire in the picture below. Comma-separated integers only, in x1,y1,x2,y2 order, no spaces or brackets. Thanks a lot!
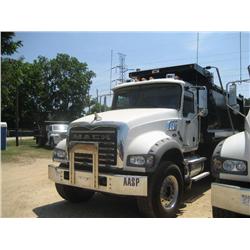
55,183,95,203
137,161,183,217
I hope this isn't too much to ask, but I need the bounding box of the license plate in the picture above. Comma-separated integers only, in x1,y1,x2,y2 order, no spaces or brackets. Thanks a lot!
241,194,250,206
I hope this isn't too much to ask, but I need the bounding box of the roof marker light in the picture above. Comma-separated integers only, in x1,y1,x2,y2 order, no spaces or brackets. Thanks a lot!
166,74,175,78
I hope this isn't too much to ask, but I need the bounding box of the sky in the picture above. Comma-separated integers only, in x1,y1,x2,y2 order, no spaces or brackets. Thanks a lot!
12,32,250,102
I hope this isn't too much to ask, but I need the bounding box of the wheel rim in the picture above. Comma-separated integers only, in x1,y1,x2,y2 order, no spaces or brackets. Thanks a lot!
160,175,179,211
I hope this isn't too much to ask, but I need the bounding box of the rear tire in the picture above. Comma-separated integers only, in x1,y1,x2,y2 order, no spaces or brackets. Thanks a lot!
55,183,95,203
212,206,236,218
137,161,183,218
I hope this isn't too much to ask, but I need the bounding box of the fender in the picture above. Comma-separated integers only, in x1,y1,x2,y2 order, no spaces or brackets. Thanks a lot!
55,138,67,151
148,137,184,172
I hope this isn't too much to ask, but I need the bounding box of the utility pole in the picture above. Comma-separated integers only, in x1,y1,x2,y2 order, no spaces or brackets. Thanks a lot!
104,95,107,110
88,88,91,114
15,84,19,146
96,89,99,103
109,50,113,94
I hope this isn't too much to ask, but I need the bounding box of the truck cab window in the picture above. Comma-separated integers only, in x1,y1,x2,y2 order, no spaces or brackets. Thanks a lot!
112,84,182,110
183,91,194,117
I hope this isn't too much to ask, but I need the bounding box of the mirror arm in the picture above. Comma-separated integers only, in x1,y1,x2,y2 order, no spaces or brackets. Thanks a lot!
186,110,205,125
227,104,246,118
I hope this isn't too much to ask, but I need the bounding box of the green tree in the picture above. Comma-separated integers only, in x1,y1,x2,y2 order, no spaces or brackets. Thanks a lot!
1,53,96,128
1,58,26,128
1,32,22,55
1,32,23,129
88,99,110,114
35,53,96,121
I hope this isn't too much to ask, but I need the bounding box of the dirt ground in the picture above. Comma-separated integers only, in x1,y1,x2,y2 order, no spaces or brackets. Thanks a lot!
1,157,212,218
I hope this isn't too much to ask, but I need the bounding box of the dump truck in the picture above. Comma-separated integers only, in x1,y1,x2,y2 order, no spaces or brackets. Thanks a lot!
49,64,246,217
211,69,250,217
34,121,69,148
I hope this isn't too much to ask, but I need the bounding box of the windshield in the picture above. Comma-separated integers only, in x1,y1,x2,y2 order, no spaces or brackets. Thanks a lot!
52,124,68,132
112,83,182,110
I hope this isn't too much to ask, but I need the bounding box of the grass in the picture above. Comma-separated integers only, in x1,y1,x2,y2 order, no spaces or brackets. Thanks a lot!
1,138,52,163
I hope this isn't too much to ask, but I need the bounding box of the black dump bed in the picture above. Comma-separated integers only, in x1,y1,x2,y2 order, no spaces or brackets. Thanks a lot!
129,64,213,86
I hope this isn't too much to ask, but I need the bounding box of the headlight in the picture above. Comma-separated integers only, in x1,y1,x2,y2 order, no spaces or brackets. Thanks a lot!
212,157,248,176
223,160,247,173
53,149,68,162
127,155,154,167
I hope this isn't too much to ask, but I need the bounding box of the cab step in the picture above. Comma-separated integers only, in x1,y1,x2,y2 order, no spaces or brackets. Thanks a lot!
191,171,210,182
185,156,207,165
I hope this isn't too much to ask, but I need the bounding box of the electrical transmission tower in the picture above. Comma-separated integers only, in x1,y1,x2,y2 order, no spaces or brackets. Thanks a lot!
109,51,135,91
110,52,128,86
117,53,127,83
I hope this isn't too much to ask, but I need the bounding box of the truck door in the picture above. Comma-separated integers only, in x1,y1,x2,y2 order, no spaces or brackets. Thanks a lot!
181,89,198,151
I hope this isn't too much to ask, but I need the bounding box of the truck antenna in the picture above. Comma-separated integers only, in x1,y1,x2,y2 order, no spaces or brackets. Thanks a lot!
196,32,199,64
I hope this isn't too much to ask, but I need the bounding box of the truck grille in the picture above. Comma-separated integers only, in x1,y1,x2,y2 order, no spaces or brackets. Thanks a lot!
69,126,117,170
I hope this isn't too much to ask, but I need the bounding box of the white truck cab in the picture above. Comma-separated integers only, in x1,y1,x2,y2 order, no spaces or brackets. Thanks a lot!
49,64,246,217
211,77,250,217
47,124,68,148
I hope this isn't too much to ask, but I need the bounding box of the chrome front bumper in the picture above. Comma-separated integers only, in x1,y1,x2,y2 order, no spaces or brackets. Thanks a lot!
49,142,147,196
211,183,250,216
48,164,147,196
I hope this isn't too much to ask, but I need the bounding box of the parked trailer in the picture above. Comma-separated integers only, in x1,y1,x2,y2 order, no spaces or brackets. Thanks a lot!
48,64,246,217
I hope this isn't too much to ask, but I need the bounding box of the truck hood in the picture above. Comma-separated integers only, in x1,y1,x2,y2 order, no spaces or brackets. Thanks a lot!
71,108,179,128
219,111,250,182
221,110,250,160
221,131,250,162
220,130,250,182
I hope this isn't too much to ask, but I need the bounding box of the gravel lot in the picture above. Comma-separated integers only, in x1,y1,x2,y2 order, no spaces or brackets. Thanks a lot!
1,157,212,218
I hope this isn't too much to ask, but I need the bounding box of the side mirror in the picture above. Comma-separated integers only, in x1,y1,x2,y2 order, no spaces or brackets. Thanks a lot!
228,84,237,106
228,83,240,113
198,88,208,117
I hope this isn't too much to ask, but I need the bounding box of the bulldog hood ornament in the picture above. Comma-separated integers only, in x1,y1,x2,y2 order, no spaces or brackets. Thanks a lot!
92,112,102,123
